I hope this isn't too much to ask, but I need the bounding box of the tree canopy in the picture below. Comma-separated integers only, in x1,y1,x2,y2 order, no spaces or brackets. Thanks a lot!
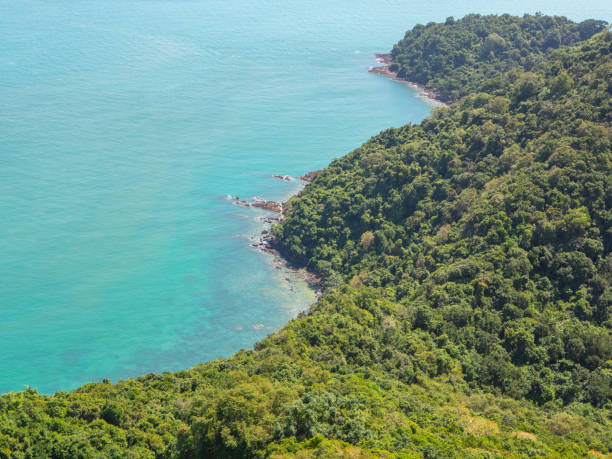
389,14,608,102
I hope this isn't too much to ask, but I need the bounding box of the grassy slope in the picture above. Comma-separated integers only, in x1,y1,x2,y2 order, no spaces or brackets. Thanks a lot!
1,15,611,459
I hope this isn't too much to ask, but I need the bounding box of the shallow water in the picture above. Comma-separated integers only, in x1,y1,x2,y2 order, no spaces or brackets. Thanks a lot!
1,0,610,393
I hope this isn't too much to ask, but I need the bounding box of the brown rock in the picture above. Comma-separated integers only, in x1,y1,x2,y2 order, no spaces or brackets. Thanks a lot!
299,169,322,183
252,200,284,213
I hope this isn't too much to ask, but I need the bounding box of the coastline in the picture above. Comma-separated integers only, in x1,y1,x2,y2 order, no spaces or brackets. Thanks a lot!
238,52,453,303
244,57,449,294
251,227,322,297
241,174,323,297
369,54,449,107
240,49,457,301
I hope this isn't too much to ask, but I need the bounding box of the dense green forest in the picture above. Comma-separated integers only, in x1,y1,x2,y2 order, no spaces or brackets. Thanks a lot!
1,14,610,458
389,14,607,102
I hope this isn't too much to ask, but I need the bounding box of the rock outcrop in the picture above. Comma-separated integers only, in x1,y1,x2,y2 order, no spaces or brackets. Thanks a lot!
299,170,322,183
251,197,283,213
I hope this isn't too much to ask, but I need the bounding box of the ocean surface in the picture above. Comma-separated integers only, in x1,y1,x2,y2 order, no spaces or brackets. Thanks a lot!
1,0,610,394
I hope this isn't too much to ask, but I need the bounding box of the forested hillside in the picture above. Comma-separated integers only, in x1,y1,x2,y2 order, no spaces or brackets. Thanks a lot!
1,15,610,459
389,14,607,102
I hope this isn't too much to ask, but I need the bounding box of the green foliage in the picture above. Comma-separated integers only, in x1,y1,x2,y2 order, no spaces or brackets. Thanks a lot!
275,27,612,412
100,403,124,427
389,14,607,102
1,14,611,458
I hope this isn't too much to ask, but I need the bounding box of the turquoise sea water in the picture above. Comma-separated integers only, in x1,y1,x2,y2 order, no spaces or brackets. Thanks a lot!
1,0,610,394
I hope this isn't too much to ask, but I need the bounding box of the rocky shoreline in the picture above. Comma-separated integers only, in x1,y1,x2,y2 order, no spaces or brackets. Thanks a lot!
369,53,449,106
228,173,323,295
250,225,322,294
